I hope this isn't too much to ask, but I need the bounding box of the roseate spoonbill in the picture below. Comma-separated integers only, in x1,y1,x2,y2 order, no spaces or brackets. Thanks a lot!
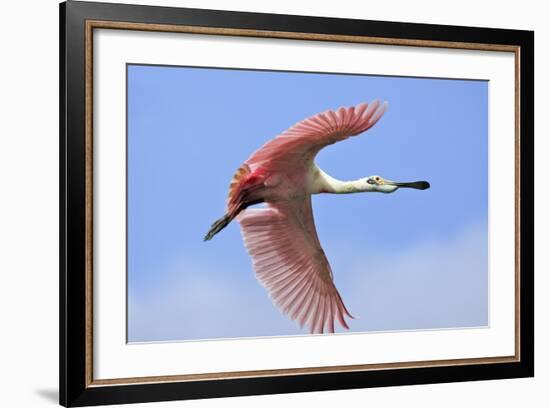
204,101,430,334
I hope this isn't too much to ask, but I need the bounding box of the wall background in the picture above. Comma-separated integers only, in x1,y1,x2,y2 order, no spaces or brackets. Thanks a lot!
0,0,545,407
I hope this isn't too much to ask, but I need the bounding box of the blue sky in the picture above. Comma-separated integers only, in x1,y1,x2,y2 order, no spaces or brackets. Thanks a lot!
127,64,488,342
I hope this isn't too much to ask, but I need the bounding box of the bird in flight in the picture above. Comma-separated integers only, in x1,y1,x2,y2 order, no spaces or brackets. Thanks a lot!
204,101,430,334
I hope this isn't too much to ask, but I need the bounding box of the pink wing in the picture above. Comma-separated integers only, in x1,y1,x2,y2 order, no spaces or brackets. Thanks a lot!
237,197,353,334
245,101,388,173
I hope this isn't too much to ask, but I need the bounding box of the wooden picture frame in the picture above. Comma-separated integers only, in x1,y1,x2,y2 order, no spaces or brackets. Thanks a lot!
60,1,534,406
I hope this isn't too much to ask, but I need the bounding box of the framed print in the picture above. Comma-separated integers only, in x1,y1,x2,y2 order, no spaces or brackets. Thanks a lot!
59,1,534,406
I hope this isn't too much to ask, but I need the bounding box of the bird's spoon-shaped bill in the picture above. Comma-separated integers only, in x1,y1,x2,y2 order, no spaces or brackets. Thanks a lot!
392,180,431,190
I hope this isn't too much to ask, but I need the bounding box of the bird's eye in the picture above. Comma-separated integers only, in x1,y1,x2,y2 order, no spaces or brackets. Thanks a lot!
375,176,380,181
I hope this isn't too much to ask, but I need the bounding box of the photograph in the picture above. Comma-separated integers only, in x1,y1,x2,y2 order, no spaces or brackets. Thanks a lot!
126,64,489,342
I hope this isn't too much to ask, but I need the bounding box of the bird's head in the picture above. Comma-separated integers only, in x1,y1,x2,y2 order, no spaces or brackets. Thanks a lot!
361,175,430,193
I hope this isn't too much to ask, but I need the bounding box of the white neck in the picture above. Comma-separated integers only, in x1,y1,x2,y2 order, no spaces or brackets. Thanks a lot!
312,167,372,194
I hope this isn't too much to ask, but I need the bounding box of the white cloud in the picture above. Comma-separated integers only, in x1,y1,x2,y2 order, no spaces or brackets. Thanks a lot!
128,221,488,342
342,220,488,331
128,257,305,342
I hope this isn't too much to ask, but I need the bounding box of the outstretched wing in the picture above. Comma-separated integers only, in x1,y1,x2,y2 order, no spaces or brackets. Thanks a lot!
245,101,388,173
225,101,387,213
237,197,353,334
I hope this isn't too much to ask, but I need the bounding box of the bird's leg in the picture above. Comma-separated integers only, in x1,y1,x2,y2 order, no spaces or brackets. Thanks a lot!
204,196,265,241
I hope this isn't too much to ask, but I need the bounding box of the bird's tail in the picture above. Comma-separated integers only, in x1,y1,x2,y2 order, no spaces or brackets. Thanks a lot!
204,213,233,241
